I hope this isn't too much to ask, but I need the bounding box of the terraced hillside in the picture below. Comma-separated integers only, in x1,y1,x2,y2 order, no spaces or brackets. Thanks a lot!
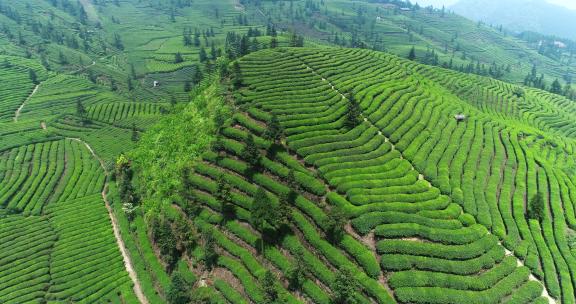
229,47,576,303
147,46,576,303
3,0,576,302
0,139,136,303
243,0,576,88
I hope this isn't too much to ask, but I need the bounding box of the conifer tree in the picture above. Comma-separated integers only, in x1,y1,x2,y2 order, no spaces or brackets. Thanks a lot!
264,113,283,144
408,46,416,60
242,134,261,169
345,92,362,129
528,192,545,222
332,267,358,304
261,270,279,302
28,69,39,85
251,187,270,252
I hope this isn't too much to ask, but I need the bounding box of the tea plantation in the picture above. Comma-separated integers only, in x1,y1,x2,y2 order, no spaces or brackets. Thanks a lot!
1,0,576,303
151,47,574,303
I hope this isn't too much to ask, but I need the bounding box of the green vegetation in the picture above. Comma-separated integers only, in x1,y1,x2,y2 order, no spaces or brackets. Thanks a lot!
2,0,576,303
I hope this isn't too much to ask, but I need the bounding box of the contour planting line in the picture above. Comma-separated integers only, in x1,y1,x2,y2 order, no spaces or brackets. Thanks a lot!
298,57,556,304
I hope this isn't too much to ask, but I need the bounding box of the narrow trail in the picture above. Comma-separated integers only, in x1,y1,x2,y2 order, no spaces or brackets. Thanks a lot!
302,61,556,304
14,84,40,122
501,242,555,303
70,60,96,75
70,138,149,304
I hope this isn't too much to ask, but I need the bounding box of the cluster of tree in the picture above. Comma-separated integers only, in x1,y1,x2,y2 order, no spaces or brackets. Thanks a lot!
524,65,576,99
47,0,88,24
184,64,204,92
408,46,511,79
457,60,509,79
519,31,576,61
235,14,249,26
125,0,192,11
0,15,95,55
224,32,264,59
183,27,215,47
0,1,21,24
289,31,305,47
115,155,138,208
149,212,197,272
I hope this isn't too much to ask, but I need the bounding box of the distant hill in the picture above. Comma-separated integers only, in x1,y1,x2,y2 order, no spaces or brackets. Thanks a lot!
451,0,576,39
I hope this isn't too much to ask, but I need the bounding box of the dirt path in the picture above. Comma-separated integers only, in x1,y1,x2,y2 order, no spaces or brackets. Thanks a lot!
14,84,40,122
70,138,149,304
70,60,96,75
500,242,556,303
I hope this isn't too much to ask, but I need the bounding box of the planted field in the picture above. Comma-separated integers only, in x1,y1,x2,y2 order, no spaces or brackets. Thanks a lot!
0,215,56,304
0,139,106,215
0,139,136,303
87,102,163,124
159,46,574,303
173,46,576,303
0,56,46,122
45,194,133,303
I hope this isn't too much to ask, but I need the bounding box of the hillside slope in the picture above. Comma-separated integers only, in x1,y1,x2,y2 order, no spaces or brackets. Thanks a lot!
144,46,576,303
452,0,576,40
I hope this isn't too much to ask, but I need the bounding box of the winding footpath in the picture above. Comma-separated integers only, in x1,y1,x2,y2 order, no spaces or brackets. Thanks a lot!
14,84,40,122
70,138,149,304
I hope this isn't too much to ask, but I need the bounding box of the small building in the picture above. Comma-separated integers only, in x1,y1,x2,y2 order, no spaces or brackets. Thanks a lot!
400,7,412,11
454,114,466,122
554,41,567,49
153,81,159,87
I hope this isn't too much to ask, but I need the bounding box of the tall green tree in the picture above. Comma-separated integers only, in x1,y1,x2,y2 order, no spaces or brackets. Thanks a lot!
408,46,416,60
261,270,279,302
77,100,87,124
251,187,270,253
287,247,308,291
264,113,284,144
131,123,139,142
28,69,39,84
242,134,261,169
551,78,562,95
326,206,347,243
528,192,545,222
216,174,235,220
232,61,243,89
345,92,362,129
331,267,358,304
199,47,208,62
202,229,218,270
174,52,184,63
167,271,191,304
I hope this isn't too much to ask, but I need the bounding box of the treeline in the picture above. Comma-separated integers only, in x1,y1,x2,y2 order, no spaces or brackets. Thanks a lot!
519,31,576,61
524,65,576,100
224,25,304,60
